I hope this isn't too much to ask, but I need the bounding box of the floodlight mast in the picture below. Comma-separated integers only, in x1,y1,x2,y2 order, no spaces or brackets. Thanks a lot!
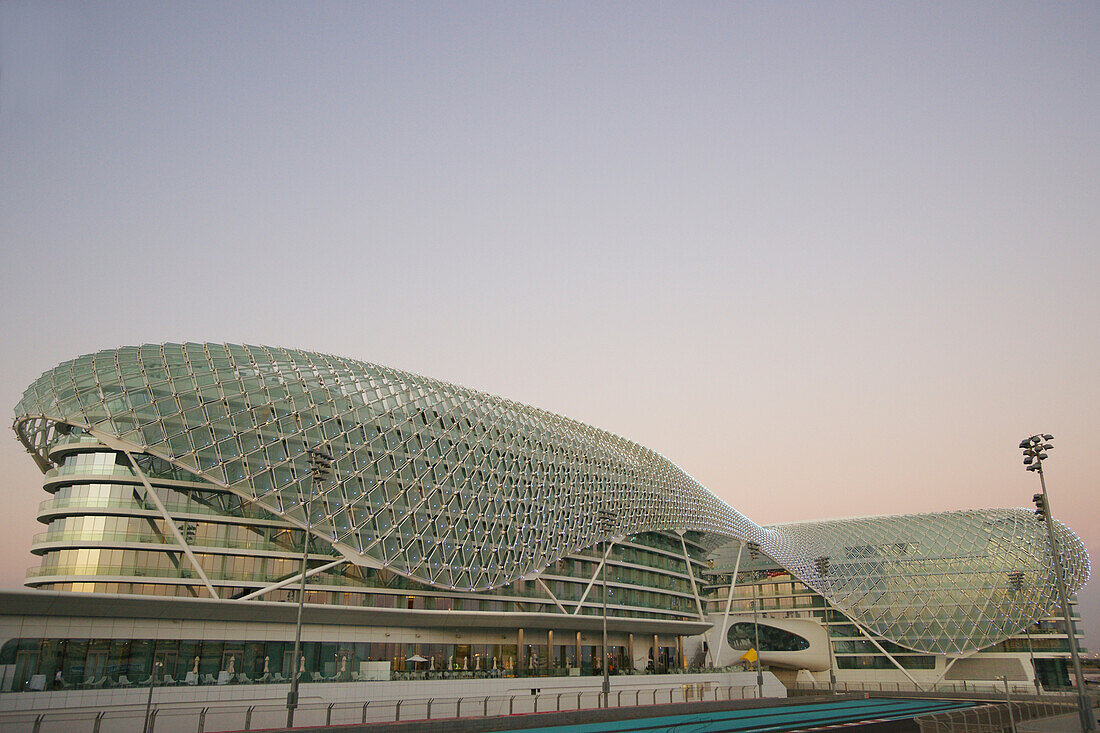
1020,434,1094,732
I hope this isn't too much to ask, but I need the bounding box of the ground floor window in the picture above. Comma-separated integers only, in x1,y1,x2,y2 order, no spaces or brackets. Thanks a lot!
1,633,688,690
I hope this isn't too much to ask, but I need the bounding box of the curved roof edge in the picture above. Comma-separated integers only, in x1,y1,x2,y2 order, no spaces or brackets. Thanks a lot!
12,343,1091,655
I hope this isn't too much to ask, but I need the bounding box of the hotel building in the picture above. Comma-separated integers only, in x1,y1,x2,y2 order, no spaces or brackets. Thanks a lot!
1,343,1089,700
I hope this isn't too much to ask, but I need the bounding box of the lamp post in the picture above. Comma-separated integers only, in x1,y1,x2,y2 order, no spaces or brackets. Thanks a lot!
1010,571,1043,696
286,445,331,728
747,542,764,698
598,506,617,708
142,660,162,733
1020,434,1094,731
1024,626,1042,696
815,556,836,695
999,675,1018,733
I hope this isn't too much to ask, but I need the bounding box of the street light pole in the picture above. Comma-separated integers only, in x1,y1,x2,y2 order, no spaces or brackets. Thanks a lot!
1024,626,1042,695
598,507,617,708
1000,675,1017,733
286,445,331,728
747,542,764,698
815,556,836,695
142,660,162,733
1011,570,1043,696
1020,434,1094,732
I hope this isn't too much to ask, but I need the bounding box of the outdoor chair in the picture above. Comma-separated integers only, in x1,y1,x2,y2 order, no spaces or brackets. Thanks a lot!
271,672,286,683
115,675,134,687
201,673,217,685
257,672,272,683
237,673,253,684
86,676,108,689
162,673,178,685
311,671,324,682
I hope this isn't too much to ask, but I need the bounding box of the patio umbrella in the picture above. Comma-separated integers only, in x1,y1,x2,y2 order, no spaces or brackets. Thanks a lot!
429,657,435,671
226,656,235,674
263,656,270,674
406,654,428,663
192,657,200,674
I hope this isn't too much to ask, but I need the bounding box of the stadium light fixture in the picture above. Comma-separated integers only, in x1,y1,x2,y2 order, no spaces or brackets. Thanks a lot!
1019,435,1093,731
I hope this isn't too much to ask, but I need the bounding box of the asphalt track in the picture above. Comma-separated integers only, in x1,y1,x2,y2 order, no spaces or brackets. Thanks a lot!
485,698,977,733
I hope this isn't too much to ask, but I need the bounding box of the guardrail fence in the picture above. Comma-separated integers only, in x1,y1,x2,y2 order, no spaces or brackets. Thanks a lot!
5,683,762,733
791,681,1097,732
12,681,1096,732
916,701,1080,732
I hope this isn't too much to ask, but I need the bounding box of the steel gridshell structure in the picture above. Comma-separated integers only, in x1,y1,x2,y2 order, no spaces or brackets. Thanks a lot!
12,343,1090,656
724,509,1089,655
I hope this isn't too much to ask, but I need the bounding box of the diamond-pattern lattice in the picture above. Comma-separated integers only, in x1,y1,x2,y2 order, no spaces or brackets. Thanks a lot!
13,343,745,590
13,343,1090,655
711,509,1089,655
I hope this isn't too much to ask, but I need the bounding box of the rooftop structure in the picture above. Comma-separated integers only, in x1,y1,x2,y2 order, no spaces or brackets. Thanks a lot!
12,343,1089,661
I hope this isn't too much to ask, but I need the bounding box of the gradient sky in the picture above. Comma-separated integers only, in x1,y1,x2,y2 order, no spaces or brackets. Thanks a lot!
1,2,1098,647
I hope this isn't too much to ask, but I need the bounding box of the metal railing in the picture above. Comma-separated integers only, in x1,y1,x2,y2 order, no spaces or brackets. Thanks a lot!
916,700,1080,732
0,683,764,732
790,680,1099,699
790,681,1098,733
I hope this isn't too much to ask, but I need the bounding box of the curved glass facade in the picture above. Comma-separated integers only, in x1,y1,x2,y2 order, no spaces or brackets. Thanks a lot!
13,343,1090,656
759,511,1089,654
27,431,707,621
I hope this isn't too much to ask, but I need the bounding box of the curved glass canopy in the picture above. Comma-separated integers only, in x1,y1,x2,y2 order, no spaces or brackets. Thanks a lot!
13,343,1089,655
